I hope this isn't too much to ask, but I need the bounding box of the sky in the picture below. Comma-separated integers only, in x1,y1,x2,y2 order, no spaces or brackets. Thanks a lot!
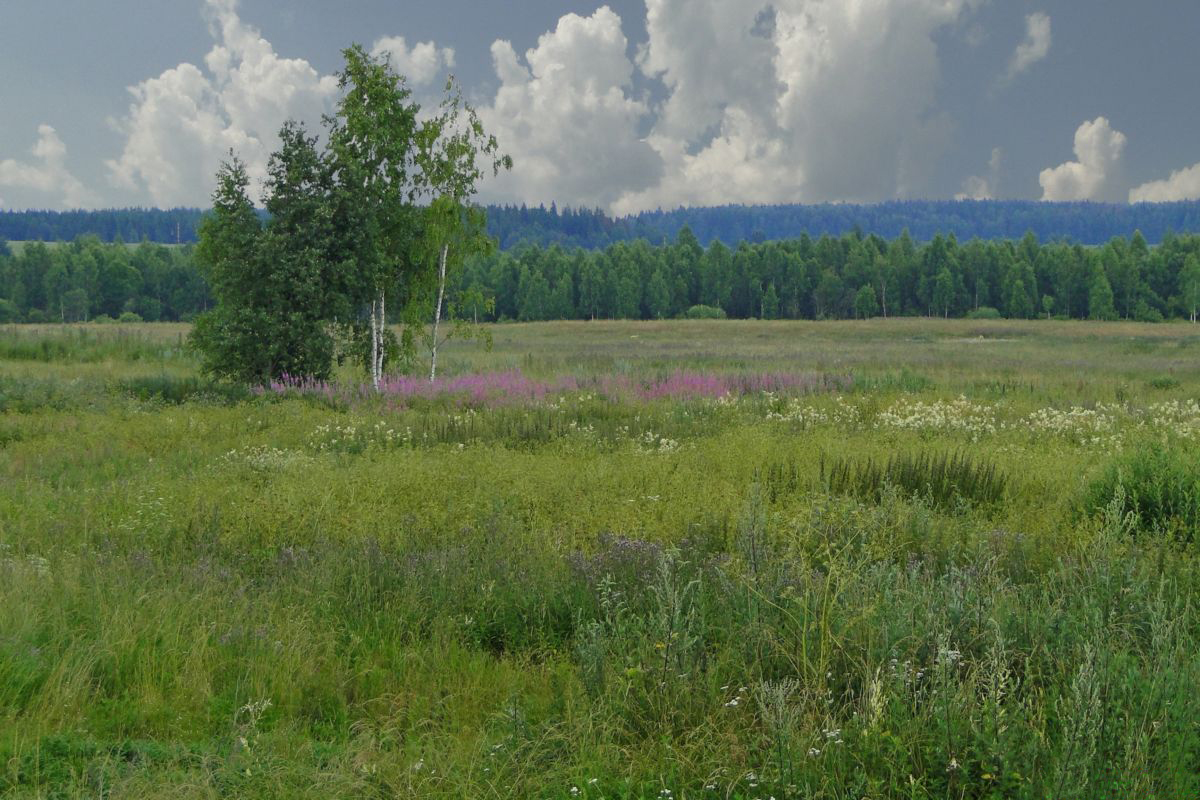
2,0,1199,214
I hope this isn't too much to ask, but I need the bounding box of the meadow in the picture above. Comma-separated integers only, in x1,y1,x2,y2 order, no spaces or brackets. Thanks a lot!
2,319,1200,798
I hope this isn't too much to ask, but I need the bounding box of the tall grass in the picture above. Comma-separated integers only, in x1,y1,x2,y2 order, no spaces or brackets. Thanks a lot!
819,450,1009,510
2,319,1200,797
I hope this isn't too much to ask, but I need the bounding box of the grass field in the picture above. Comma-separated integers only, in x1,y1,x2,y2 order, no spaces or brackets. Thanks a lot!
2,319,1200,798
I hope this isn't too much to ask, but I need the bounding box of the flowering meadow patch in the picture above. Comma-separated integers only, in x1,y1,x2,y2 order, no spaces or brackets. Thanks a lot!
268,369,851,409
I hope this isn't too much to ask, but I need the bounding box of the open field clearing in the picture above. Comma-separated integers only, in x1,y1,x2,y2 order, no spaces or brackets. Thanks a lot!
2,319,1200,798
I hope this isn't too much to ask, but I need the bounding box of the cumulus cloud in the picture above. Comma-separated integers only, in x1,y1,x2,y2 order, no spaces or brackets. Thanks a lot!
1004,12,1051,82
638,1,780,145
478,7,661,210
1130,163,1200,202
1039,117,1126,201
106,0,338,207
956,147,1003,200
106,0,454,208
370,36,455,86
607,0,979,214
0,124,98,209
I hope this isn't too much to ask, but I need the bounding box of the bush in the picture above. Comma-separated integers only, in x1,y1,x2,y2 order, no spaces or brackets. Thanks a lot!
118,311,144,323
820,450,1008,511
1134,301,1165,323
966,306,1002,320
0,299,19,324
1083,444,1200,539
117,375,251,405
1148,376,1181,391
685,305,727,320
25,309,47,324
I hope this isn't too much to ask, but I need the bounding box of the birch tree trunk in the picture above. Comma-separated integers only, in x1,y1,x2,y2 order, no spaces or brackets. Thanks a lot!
369,295,379,389
429,243,449,383
376,290,386,387
369,288,386,389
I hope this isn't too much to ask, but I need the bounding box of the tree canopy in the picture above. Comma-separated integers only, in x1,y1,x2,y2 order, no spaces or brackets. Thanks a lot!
186,45,509,385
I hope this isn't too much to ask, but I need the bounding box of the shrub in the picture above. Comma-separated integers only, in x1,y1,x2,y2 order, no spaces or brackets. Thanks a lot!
966,306,1002,320
820,450,1008,511
1148,376,1181,391
24,309,47,324
117,375,251,405
685,304,727,320
1134,301,1164,323
0,299,19,324
1083,444,1200,539
118,311,144,323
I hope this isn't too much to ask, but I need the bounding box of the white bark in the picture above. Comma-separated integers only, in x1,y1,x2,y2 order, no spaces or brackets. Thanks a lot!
369,296,379,389
369,288,386,389
430,243,449,383
376,290,386,386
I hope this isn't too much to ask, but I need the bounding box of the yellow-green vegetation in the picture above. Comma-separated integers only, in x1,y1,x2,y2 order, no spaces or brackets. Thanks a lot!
2,319,1200,798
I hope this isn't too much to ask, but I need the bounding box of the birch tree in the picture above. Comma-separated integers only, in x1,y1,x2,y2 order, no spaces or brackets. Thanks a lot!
418,78,511,382
326,45,424,388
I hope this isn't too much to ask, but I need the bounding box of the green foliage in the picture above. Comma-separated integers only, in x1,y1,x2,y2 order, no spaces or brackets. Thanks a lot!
854,284,879,319
1083,444,1200,538
187,50,508,386
967,306,1002,319
1180,255,1200,322
820,450,1009,510
190,139,338,385
1088,264,1117,320
685,304,727,320
116,374,250,405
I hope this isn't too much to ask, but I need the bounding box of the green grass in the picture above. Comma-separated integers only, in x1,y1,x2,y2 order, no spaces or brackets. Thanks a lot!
2,319,1200,798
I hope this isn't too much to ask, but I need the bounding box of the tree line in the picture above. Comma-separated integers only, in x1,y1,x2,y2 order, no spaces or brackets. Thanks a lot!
0,209,205,245
487,200,1200,250
5,226,1200,329
0,237,209,324
460,228,1200,324
6,200,1200,252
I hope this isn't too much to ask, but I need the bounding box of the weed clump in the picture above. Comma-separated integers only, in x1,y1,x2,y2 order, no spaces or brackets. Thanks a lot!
1083,444,1200,539
820,450,1008,511
117,375,250,405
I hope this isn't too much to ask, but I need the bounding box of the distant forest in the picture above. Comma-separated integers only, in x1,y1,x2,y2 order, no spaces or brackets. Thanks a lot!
3,227,1200,325
4,200,1200,249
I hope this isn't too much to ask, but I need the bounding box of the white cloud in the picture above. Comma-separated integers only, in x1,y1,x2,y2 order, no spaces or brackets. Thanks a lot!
638,1,780,145
1004,12,1051,82
478,7,661,210
106,0,454,208
956,147,1002,200
106,0,338,207
1130,163,1200,202
1039,117,1126,201
0,124,98,209
611,0,978,214
370,36,455,86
